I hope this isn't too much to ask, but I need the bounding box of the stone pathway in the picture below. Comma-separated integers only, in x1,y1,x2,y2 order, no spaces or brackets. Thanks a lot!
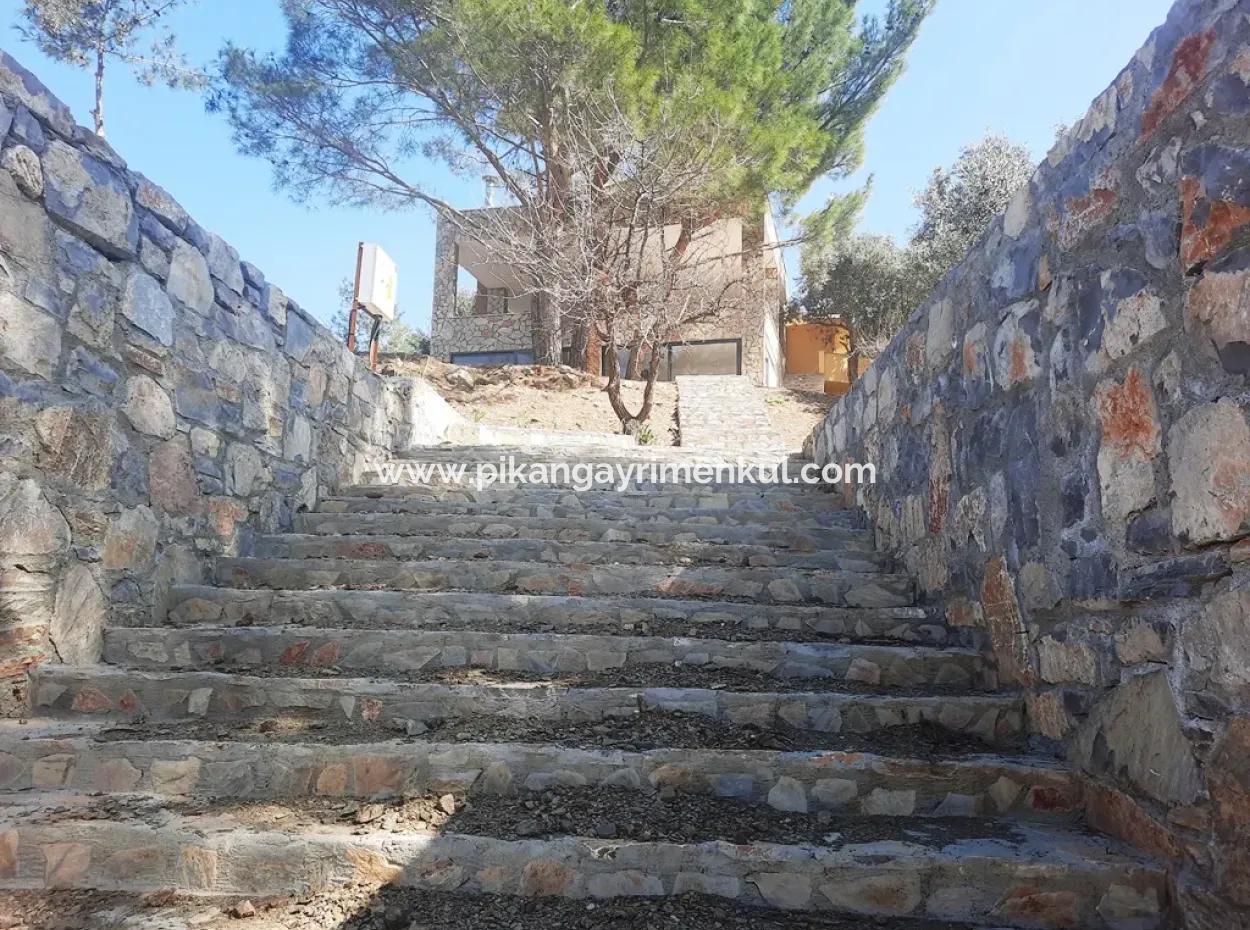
677,375,787,450
0,444,1164,929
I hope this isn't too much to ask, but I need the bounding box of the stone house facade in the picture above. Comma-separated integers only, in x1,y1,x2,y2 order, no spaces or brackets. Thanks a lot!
429,206,787,386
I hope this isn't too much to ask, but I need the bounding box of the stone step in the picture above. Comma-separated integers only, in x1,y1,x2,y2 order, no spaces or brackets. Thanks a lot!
354,473,833,494
397,444,807,467
342,475,835,497
252,533,890,573
103,627,990,690
0,791,1165,928
29,667,1023,745
321,484,850,514
214,557,915,608
0,722,1080,820
314,495,860,529
296,510,873,552
167,587,951,646
678,375,787,452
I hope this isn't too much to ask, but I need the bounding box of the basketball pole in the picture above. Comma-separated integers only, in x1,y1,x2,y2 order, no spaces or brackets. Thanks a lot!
346,240,381,372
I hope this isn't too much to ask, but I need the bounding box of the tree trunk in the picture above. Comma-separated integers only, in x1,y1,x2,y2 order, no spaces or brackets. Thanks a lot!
635,339,666,424
625,340,646,380
531,293,562,364
570,318,603,375
574,321,602,376
92,48,106,137
586,325,602,377
604,327,666,435
603,323,633,431
624,215,692,381
570,322,588,371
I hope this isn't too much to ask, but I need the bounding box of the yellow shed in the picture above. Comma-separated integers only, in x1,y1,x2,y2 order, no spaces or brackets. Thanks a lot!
785,320,857,395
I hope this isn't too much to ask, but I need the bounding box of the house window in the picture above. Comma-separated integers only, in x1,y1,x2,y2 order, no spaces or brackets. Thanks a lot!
450,350,535,367
666,339,742,378
473,283,510,316
602,339,741,381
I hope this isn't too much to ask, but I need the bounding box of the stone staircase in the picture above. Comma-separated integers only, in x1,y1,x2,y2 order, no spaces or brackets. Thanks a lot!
0,444,1166,929
677,375,787,450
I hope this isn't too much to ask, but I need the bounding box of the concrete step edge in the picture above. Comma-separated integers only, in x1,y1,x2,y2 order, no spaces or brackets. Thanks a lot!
0,793,1167,928
101,627,991,690
213,557,915,610
250,534,890,572
0,730,1078,818
164,586,947,647
28,666,1024,746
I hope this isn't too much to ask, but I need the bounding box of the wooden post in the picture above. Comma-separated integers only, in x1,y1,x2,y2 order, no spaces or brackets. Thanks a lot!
346,241,364,354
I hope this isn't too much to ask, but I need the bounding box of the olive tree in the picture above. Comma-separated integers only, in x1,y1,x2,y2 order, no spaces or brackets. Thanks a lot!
798,133,1035,360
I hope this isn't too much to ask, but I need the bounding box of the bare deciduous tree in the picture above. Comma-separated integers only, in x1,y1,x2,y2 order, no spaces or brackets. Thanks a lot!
452,100,779,434
17,0,204,137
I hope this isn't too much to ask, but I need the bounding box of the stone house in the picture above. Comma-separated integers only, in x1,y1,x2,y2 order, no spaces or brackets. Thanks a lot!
429,205,788,385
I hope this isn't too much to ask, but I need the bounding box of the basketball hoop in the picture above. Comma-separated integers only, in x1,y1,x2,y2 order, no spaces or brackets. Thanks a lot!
346,242,398,372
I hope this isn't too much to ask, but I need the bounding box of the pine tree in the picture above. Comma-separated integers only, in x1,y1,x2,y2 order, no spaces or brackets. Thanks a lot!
18,0,204,137
211,0,933,366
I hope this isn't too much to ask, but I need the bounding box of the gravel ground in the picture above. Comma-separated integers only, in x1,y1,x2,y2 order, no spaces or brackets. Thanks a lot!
0,888,985,930
760,387,834,451
183,663,987,696
165,788,1017,848
0,890,225,930
102,714,1003,756
453,787,1017,846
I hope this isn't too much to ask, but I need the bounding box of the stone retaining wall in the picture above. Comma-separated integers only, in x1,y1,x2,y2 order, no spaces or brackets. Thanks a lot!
0,52,422,714
804,0,1250,921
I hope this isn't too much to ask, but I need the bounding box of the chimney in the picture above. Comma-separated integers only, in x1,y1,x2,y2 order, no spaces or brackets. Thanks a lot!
483,176,500,207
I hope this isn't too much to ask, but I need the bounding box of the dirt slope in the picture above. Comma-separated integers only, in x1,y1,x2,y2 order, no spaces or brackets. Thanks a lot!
380,356,831,450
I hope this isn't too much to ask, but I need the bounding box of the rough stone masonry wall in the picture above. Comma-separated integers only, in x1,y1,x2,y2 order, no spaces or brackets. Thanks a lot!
805,0,1250,924
0,52,415,716
430,211,784,385
429,214,536,361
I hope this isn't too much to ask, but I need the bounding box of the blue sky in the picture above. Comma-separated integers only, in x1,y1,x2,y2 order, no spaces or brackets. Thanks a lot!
0,0,1175,332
